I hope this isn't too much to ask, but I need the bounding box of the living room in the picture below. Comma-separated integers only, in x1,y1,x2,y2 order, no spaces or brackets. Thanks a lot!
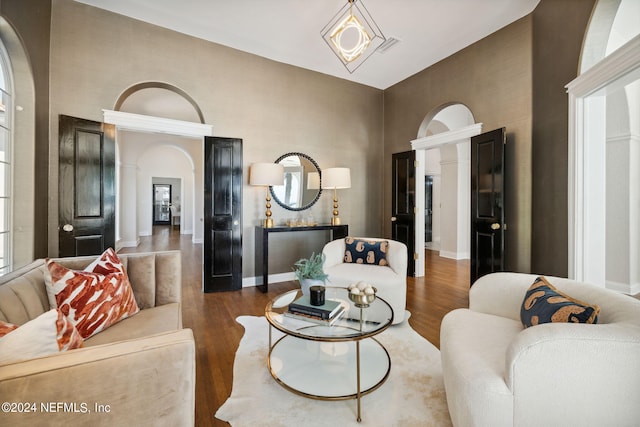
1,0,639,426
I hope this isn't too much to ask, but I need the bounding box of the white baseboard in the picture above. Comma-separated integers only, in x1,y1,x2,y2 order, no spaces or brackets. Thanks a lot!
606,279,640,295
192,237,203,244
117,239,140,248
439,250,470,260
242,272,297,288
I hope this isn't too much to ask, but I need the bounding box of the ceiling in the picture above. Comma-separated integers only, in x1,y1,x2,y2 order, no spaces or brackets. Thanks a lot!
76,0,541,90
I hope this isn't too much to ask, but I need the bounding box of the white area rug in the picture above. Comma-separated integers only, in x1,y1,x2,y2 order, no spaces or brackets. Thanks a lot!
215,314,452,426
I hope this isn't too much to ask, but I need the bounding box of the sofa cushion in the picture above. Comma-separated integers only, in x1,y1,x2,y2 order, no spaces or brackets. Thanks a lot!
83,303,181,347
520,276,600,327
344,237,389,266
0,309,83,364
45,248,140,339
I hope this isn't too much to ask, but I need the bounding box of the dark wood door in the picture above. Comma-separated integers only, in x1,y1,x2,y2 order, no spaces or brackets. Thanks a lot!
470,128,505,285
203,137,242,292
391,150,415,276
58,115,115,257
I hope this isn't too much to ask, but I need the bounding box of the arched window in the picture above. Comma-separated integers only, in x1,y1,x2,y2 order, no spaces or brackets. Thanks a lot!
0,40,12,274
567,0,640,294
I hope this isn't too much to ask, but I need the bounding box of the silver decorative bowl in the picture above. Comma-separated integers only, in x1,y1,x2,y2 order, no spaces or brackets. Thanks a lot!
348,286,377,308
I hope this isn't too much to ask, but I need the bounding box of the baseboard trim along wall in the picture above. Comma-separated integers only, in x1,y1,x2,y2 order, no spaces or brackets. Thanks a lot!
242,272,296,288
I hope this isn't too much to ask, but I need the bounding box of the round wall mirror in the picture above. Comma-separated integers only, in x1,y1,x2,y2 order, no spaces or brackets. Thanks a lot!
270,152,322,211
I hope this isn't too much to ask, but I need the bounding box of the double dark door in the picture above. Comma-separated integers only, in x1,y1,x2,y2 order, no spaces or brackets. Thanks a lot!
391,127,505,285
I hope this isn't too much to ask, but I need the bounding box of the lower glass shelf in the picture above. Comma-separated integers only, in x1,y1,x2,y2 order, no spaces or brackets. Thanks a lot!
268,334,390,400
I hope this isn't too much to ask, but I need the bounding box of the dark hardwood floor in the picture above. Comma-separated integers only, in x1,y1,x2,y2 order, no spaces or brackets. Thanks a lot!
119,226,470,426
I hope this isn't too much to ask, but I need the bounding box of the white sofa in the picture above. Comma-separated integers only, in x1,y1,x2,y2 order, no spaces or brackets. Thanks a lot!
440,272,640,427
322,237,407,324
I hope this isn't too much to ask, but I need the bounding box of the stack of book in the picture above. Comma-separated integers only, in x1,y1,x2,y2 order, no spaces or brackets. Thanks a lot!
285,295,345,325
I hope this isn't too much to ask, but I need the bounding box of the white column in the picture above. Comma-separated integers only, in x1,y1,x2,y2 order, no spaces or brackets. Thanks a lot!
119,163,139,247
456,141,470,259
439,145,464,259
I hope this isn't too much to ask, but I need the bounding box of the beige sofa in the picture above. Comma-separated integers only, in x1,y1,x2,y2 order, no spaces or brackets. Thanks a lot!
440,272,640,427
0,251,195,427
323,237,408,324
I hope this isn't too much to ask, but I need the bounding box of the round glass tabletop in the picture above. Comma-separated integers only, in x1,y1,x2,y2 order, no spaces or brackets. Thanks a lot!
265,287,394,341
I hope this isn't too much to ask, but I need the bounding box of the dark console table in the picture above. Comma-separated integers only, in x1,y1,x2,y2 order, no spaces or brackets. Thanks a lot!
255,224,348,293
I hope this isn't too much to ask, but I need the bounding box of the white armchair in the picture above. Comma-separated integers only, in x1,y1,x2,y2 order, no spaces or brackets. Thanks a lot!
440,272,640,427
322,237,408,324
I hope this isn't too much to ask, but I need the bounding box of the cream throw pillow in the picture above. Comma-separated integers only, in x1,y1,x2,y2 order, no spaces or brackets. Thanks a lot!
0,309,84,365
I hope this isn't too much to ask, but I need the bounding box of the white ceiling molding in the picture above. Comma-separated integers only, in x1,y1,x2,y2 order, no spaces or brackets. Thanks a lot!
103,110,214,138
411,123,483,150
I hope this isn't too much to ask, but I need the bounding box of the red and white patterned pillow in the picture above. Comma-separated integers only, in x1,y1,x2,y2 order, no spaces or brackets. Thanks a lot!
0,320,18,337
0,309,84,365
45,248,140,339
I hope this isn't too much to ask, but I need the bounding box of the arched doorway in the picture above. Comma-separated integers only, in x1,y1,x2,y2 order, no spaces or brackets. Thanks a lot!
410,103,481,277
105,83,212,249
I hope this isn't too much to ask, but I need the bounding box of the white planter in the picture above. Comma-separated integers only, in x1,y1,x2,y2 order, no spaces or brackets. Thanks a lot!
299,278,324,296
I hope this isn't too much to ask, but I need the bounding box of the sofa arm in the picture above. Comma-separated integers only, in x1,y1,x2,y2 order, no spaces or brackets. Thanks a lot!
469,272,540,321
505,323,640,425
322,239,345,269
0,329,195,427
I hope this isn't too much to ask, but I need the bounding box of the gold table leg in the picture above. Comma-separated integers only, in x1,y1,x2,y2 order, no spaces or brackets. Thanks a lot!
356,339,361,422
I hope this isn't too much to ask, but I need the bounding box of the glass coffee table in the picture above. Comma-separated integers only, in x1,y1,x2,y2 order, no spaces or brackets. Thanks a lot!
265,287,394,422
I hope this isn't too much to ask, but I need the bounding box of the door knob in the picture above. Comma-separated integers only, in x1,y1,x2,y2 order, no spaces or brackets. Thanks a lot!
391,217,397,222
491,223,501,230
62,224,74,232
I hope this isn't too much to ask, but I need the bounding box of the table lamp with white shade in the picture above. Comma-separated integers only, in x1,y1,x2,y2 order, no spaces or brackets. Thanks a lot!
321,167,351,225
250,162,284,228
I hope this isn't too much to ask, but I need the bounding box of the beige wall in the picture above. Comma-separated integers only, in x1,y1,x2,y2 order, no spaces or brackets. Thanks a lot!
531,0,597,276
3,0,597,280
47,0,383,278
383,16,534,272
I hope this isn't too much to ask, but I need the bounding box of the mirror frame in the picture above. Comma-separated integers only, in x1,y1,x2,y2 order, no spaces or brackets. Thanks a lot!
270,152,322,211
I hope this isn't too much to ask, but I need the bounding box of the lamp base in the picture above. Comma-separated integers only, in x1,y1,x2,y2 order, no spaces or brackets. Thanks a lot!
331,217,341,226
264,218,274,228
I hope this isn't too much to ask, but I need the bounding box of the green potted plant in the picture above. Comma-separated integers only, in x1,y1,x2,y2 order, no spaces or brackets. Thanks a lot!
293,252,328,296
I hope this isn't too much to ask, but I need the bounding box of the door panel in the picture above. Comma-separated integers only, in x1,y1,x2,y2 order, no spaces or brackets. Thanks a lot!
58,115,115,257
470,128,505,285
391,151,415,276
204,137,242,292
425,175,433,243
152,184,171,225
